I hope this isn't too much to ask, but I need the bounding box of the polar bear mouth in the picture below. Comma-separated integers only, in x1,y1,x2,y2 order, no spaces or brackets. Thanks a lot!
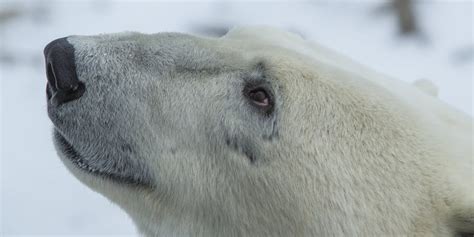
54,130,149,186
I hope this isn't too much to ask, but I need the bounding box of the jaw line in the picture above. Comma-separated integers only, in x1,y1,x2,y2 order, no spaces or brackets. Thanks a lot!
53,129,153,187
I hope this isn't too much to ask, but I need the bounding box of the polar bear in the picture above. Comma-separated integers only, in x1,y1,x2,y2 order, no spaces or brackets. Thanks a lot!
44,27,473,236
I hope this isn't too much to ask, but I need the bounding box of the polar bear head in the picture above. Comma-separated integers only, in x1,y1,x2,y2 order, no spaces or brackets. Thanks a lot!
44,27,473,236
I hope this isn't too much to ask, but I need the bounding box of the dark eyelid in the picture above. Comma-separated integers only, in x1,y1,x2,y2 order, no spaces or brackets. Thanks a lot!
243,81,275,115
242,61,276,115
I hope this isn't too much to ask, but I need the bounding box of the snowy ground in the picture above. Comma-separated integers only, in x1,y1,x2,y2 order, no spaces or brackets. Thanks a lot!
1,0,472,236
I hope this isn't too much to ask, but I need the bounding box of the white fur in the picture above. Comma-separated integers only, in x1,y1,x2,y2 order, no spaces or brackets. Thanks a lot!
52,27,473,236
413,79,439,97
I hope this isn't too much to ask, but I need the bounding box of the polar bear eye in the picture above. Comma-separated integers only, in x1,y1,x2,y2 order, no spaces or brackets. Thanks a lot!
244,83,274,114
249,89,268,106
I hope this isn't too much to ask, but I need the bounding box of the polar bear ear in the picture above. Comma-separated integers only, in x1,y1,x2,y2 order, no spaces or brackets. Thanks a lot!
449,199,474,236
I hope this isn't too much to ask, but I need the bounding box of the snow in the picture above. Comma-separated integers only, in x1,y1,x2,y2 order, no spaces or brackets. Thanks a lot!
1,0,472,236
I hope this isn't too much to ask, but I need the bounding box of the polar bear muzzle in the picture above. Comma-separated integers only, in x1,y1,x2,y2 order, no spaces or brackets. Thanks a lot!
44,36,153,187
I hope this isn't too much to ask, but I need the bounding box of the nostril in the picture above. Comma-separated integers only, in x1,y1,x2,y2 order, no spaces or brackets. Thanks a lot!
46,63,57,91
50,81,85,107
46,83,53,100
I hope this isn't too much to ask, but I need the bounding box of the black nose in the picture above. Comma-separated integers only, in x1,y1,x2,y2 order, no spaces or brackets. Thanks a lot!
44,37,85,106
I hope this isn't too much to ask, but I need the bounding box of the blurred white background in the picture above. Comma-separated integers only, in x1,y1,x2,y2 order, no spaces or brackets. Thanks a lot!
1,0,472,236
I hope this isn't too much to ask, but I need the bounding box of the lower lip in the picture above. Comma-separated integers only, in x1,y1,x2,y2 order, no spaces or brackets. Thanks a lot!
53,130,152,186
